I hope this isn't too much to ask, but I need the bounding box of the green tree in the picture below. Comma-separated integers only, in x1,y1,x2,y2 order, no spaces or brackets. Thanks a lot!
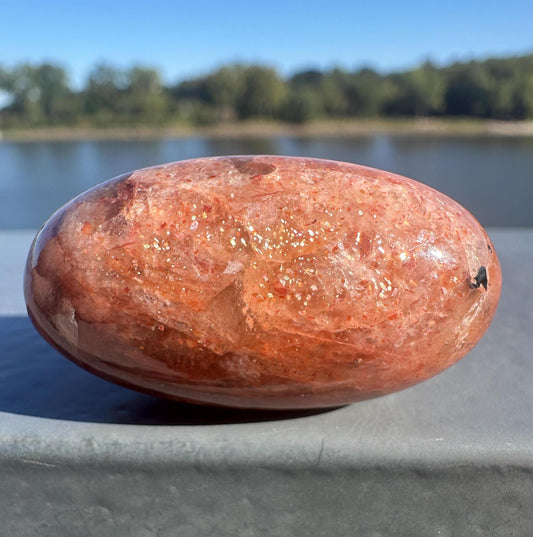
348,68,388,116
121,66,169,122
409,62,445,116
320,69,349,117
512,74,533,119
384,63,444,117
1,64,41,123
168,76,213,124
0,65,9,91
279,88,323,123
237,66,287,119
523,76,533,118
205,65,247,121
0,62,78,124
444,62,492,117
4,53,533,128
34,63,80,123
34,64,68,117
85,63,126,120
283,69,325,122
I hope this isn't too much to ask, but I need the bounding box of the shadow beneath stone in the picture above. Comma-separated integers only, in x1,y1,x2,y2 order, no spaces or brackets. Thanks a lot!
0,316,341,425
127,398,340,426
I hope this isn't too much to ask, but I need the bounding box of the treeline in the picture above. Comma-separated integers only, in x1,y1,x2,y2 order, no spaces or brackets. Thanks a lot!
1,53,533,127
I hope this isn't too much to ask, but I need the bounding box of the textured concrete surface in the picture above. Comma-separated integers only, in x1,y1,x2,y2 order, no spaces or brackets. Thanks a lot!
1,229,532,536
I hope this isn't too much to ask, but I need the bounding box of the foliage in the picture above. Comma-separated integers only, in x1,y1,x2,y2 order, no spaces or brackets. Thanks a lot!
1,53,533,127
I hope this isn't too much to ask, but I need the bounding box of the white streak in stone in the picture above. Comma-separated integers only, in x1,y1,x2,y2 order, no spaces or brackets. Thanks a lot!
223,260,244,274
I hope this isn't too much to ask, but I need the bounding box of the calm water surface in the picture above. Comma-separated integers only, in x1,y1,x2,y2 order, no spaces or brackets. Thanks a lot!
0,135,532,229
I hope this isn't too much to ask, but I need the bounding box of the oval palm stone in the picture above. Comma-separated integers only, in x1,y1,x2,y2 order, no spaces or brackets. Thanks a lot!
25,156,502,408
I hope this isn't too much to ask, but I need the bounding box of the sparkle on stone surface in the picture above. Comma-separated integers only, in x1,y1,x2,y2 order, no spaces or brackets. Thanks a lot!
24,156,502,409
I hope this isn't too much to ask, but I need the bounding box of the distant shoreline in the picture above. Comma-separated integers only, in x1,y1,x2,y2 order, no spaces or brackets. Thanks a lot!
2,118,533,142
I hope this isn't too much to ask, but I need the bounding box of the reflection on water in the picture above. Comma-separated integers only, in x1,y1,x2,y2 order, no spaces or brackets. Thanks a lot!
1,134,532,229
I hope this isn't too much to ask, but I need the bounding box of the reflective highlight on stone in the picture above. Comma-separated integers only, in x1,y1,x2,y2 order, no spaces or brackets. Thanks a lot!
24,156,502,408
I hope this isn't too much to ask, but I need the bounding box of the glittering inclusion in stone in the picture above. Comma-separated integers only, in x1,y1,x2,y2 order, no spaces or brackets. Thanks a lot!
24,156,502,408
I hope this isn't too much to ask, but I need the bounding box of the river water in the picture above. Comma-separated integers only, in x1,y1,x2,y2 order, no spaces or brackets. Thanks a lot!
1,134,531,229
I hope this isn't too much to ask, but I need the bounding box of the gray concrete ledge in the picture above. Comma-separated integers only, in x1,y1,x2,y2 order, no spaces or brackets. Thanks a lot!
1,229,532,536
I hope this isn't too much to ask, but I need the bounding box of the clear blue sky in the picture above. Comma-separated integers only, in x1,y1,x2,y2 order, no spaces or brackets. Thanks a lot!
1,0,532,86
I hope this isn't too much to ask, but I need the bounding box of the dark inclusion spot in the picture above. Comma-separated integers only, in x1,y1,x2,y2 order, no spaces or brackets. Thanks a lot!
230,157,276,176
487,243,493,253
100,175,137,223
469,266,488,290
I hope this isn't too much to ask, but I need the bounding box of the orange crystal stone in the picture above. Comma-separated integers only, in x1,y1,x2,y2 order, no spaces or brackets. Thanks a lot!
24,156,502,408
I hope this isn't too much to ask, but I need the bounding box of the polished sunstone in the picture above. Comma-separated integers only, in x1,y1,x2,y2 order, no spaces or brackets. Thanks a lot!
25,156,502,409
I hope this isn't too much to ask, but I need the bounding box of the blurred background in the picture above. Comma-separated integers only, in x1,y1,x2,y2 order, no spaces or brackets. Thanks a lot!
1,0,532,229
